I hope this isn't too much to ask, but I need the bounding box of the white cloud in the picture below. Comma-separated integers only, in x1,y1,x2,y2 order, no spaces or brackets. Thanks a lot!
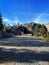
43,13,49,16
34,16,41,23
10,24,13,26
14,20,19,24
33,13,49,24
33,13,43,23
3,17,20,25
3,18,12,22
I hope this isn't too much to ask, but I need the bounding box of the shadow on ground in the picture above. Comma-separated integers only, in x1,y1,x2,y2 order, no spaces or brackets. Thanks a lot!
0,48,49,63
0,40,49,47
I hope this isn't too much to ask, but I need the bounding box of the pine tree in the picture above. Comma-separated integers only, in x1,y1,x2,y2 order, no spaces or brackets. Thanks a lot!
0,13,3,31
40,24,47,36
34,24,40,36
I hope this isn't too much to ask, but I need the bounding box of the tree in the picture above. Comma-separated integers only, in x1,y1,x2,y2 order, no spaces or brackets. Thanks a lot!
40,24,47,36
34,24,40,36
3,24,7,32
44,32,49,42
0,13,4,31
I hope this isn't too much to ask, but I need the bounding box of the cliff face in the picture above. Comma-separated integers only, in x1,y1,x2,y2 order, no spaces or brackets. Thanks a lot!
44,23,49,32
23,22,38,32
7,22,42,35
23,22,34,32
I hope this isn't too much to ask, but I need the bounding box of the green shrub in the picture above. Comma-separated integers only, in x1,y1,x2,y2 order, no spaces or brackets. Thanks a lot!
32,33,34,36
45,36,49,42
40,24,47,36
43,34,47,38
34,24,40,37
44,32,49,42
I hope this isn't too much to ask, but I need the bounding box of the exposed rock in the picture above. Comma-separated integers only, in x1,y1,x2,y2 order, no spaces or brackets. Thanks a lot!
44,23,49,32
0,31,13,40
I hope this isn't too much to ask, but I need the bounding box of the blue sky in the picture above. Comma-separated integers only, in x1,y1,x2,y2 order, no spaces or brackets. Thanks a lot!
0,0,49,25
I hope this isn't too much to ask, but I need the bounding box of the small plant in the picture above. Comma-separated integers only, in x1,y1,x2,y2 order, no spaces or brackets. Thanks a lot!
44,32,49,42
45,36,49,42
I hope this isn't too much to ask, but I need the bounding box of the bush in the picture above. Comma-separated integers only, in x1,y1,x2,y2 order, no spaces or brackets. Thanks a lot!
43,34,47,38
45,36,49,42
34,24,40,36
44,32,49,42
32,32,34,36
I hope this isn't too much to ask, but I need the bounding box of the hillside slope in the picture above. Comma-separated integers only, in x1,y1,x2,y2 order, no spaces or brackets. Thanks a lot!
44,23,49,32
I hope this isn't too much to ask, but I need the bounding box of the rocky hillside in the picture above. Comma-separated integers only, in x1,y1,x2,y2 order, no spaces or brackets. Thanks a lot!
0,22,48,40
24,22,49,32
44,23,49,32
24,22,41,32
5,22,43,36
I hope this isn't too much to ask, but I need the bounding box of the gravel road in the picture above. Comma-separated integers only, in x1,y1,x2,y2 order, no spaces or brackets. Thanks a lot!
0,36,49,65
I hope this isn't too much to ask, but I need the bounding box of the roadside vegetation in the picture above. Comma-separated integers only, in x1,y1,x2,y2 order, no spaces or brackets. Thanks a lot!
33,24,49,42
44,32,49,42
0,13,49,42
0,13,4,31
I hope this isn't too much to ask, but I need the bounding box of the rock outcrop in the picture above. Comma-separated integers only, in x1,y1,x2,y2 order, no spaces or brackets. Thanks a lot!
44,23,49,32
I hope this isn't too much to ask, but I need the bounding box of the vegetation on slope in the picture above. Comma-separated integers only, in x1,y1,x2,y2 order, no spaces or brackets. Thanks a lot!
0,13,4,31
0,13,49,42
33,24,49,42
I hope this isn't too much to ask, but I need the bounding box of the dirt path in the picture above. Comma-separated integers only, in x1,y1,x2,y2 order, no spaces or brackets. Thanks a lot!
0,36,49,65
